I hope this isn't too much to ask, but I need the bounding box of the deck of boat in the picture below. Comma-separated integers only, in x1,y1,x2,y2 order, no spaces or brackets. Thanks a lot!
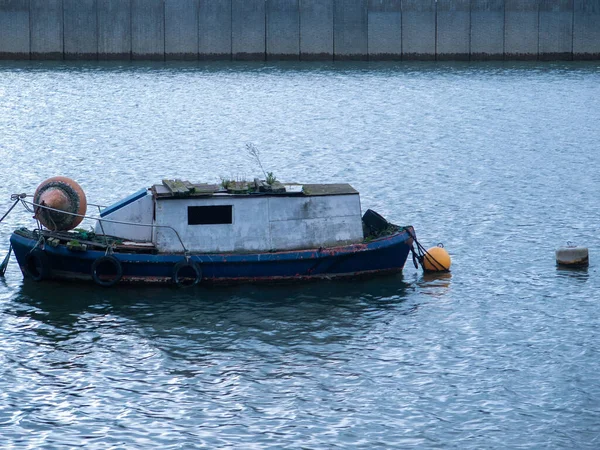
14,228,158,254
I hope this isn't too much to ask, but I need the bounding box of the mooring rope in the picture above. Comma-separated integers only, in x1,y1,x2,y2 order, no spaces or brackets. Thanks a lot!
0,194,26,224
405,227,449,272
0,244,11,274
0,194,26,276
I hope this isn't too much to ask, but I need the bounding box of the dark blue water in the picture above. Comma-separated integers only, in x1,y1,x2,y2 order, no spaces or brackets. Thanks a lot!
1,61,599,448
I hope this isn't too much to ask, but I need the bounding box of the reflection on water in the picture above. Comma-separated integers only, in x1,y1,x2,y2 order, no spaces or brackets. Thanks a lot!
11,274,413,349
555,265,590,282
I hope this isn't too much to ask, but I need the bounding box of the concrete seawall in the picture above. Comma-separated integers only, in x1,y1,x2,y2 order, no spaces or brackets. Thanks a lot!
0,0,598,60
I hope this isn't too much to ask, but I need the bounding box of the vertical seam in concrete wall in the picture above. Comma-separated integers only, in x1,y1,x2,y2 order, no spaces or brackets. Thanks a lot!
163,0,166,61
130,0,133,58
468,0,471,57
434,0,437,61
297,0,300,60
503,0,506,57
230,0,233,58
571,0,575,60
297,0,301,60
366,0,369,61
96,0,99,58
62,0,65,59
366,0,368,60
469,0,472,60
537,0,540,60
400,0,403,60
332,0,336,59
298,0,302,59
28,0,32,57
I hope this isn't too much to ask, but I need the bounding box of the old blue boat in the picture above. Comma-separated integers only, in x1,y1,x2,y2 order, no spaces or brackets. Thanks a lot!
7,177,416,286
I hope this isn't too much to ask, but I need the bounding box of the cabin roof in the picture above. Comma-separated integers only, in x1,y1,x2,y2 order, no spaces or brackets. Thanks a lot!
152,180,358,199
100,188,148,217
300,184,358,196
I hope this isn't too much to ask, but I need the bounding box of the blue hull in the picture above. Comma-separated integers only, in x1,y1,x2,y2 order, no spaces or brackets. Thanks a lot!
10,228,414,285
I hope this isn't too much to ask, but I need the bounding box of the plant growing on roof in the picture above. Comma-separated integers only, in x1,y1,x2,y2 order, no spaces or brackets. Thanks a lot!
247,143,277,185
265,172,277,185
220,177,234,190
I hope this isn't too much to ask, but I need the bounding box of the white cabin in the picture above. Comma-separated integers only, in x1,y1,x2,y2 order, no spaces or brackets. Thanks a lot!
96,181,365,254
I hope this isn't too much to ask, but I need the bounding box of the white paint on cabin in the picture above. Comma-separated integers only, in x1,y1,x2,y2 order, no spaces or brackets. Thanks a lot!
154,193,364,253
268,195,361,221
95,192,154,241
155,196,270,253
267,195,363,251
270,216,362,251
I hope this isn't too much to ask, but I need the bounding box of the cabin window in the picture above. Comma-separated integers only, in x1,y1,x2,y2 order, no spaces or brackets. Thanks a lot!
188,205,233,225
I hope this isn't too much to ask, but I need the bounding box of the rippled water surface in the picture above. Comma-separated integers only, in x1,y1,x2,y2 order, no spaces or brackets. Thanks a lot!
1,61,600,448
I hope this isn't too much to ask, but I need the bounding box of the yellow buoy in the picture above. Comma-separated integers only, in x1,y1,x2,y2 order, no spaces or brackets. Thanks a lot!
423,246,451,272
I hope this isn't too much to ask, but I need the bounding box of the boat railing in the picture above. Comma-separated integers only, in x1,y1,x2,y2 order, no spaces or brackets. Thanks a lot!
16,196,190,255
89,202,107,213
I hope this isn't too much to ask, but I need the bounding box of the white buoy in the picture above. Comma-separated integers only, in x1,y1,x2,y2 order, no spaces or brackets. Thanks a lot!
556,243,589,268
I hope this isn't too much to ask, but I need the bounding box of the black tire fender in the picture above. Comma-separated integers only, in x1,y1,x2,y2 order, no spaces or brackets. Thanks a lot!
91,255,123,287
172,260,202,287
24,248,51,281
